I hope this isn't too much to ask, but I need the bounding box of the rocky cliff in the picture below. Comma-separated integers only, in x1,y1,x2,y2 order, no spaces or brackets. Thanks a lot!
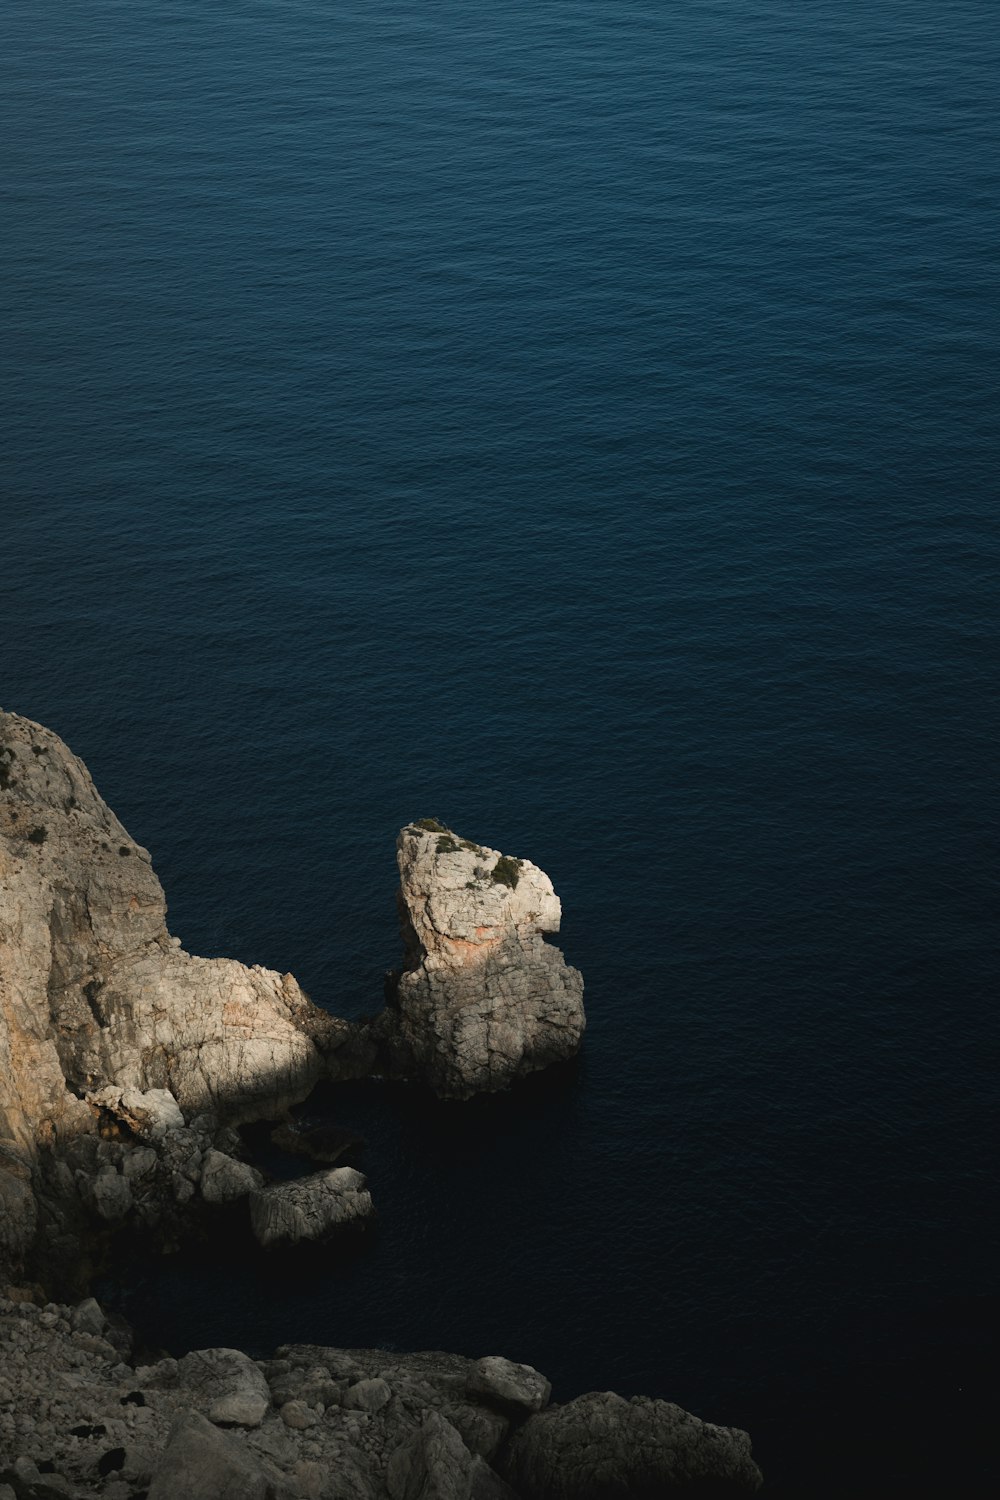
0,711,763,1495
376,822,585,1098
0,709,350,1277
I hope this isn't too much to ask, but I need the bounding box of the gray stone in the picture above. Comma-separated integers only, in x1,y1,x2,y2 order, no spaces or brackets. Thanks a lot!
343,1376,392,1413
90,1164,132,1221
467,1356,551,1414
470,1458,521,1500
121,1145,158,1181
70,1296,106,1336
249,1167,373,1247
501,1390,763,1497
387,1411,475,1500
280,1399,318,1430
199,1148,264,1203
177,1346,271,1429
147,1410,271,1500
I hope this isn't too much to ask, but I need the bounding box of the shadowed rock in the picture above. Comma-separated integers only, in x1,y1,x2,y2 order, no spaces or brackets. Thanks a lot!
0,707,358,1278
500,1390,763,1496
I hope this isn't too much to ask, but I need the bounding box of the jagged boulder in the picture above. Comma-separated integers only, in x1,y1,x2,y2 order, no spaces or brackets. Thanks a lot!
386,1410,475,1500
500,1391,763,1497
377,823,585,1098
147,1410,271,1500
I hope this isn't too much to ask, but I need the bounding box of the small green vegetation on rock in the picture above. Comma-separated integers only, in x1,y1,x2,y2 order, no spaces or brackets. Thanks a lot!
415,817,448,834
491,855,522,889
27,825,48,845
436,835,459,854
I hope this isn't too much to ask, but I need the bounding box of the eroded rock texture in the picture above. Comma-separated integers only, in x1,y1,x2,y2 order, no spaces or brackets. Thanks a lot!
378,823,585,1098
0,709,349,1275
501,1391,763,1497
0,1297,763,1498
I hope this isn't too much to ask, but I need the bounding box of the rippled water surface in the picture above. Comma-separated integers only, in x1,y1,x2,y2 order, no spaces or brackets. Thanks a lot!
4,2,999,1491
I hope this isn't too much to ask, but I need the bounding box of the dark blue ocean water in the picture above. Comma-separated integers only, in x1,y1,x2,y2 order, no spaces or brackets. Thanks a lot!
3,1,999,1491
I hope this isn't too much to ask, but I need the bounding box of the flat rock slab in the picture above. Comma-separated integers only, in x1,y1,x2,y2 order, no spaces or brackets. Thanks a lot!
249,1166,374,1247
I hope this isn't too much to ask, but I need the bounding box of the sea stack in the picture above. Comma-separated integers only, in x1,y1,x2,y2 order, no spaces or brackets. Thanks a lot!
378,820,586,1098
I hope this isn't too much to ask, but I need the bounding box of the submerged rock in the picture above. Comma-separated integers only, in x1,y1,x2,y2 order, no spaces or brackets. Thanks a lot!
377,822,585,1098
271,1120,365,1164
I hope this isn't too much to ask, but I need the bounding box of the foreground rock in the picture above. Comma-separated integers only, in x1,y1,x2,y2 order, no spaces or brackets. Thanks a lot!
0,1297,763,1497
147,1410,271,1500
376,822,586,1098
501,1391,763,1497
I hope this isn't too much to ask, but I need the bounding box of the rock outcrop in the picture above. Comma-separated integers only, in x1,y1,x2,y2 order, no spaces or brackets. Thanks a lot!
500,1391,763,1498
0,709,355,1279
0,714,764,1492
249,1166,374,1247
377,822,585,1098
0,1297,763,1497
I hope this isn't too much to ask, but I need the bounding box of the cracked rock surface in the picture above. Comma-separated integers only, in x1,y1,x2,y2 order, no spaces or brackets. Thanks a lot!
0,1298,762,1497
0,709,355,1278
377,824,585,1098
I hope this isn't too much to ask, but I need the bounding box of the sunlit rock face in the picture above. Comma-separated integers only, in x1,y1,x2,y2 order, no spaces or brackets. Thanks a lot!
377,821,586,1098
0,708,346,1274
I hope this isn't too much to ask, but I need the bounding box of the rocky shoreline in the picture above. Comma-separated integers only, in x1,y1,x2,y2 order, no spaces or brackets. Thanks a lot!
0,710,763,1495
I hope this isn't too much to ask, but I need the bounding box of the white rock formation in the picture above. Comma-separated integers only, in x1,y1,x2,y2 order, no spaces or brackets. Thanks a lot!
378,823,585,1098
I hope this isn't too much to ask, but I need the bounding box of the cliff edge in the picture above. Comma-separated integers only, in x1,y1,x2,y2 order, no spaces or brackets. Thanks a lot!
0,709,346,1275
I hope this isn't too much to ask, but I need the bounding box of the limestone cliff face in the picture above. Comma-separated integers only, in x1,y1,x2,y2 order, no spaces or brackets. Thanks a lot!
0,709,340,1268
378,823,585,1098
